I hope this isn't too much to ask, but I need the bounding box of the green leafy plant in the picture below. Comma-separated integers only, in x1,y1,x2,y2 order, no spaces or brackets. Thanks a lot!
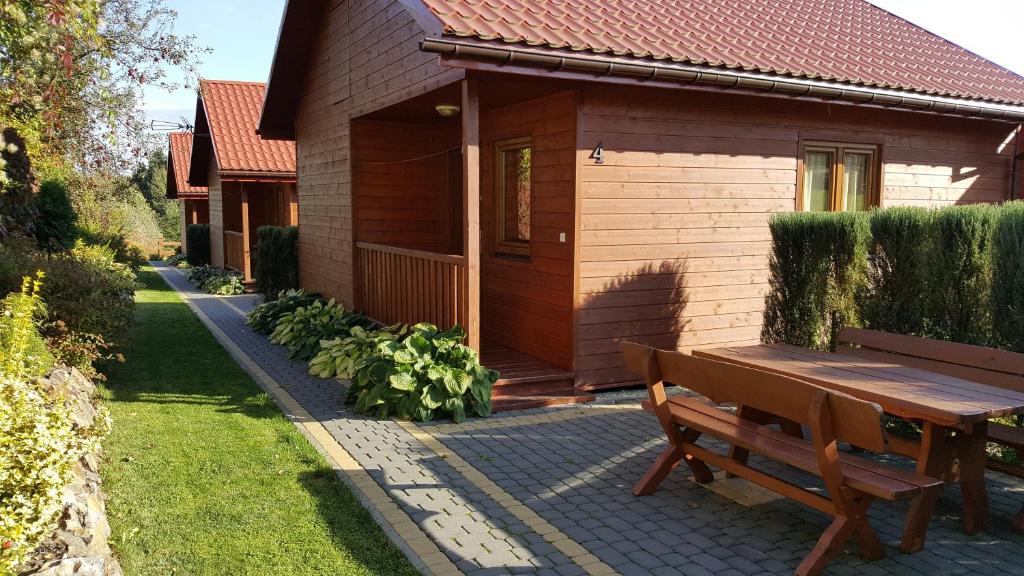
0,274,53,381
43,320,120,382
185,223,210,266
992,201,1024,352
348,323,498,423
254,225,299,299
185,264,220,286
270,299,371,361
309,323,407,380
246,289,321,335
164,251,187,267
201,272,244,296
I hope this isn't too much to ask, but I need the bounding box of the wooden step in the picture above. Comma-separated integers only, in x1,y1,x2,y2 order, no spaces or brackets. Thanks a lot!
482,343,593,412
493,391,596,412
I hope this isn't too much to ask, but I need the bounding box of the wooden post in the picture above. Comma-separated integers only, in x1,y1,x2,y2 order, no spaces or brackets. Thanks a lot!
462,79,480,350
241,184,252,282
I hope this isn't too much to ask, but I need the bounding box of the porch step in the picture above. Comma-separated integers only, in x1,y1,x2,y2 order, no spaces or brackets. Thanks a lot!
482,343,593,412
492,391,597,413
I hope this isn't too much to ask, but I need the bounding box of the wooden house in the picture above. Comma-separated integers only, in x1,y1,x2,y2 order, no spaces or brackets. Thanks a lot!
167,132,209,251
255,0,1024,408
188,79,299,282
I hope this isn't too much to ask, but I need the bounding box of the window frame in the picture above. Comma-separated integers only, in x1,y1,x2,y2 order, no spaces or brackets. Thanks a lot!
493,136,533,258
797,141,882,212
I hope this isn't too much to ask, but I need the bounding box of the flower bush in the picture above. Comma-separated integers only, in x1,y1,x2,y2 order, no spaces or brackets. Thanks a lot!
347,324,497,423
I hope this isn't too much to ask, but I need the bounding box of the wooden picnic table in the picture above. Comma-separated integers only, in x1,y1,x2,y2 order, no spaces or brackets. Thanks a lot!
693,342,1024,535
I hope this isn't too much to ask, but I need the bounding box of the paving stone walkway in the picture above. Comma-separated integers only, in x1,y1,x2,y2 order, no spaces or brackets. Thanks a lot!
156,263,1024,576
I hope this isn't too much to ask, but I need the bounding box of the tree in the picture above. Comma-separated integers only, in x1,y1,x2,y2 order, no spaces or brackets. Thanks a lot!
130,149,178,239
34,179,77,251
1,0,208,171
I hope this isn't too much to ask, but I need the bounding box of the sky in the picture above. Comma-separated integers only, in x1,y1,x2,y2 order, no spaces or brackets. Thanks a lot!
142,0,1024,130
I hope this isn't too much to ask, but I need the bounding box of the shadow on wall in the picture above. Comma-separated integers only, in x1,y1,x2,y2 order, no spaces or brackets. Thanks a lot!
575,260,690,389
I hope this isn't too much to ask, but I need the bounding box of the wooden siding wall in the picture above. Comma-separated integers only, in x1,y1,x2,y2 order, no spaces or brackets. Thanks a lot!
179,202,187,247
576,84,1018,389
293,0,464,305
353,119,459,253
480,91,577,369
207,163,225,267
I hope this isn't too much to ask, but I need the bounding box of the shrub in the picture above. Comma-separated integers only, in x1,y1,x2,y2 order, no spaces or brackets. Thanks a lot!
270,298,371,361
863,207,933,335
185,264,221,286
76,229,147,269
348,323,497,422
201,273,244,296
927,204,996,345
164,251,187,267
992,201,1024,352
254,226,299,299
761,212,869,350
33,179,78,252
37,242,138,340
186,223,210,266
309,323,409,380
0,275,54,381
246,289,320,335
43,321,120,382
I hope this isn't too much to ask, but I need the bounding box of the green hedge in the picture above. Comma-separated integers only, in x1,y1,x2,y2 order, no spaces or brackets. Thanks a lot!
185,223,210,266
254,225,299,299
993,202,1024,352
862,207,932,335
764,202,1024,352
761,211,869,350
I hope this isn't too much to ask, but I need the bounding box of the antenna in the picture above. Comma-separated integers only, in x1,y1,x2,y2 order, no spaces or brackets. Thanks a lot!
150,116,194,132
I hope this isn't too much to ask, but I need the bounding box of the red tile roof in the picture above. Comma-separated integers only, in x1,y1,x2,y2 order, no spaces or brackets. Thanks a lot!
167,132,207,197
419,0,1024,105
200,80,296,175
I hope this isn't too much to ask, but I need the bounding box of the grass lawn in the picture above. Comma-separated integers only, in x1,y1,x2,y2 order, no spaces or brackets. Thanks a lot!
98,266,419,576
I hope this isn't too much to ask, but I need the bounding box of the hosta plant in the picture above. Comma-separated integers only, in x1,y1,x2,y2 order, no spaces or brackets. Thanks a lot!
201,272,244,295
348,323,498,423
269,299,371,361
185,264,220,287
246,289,320,335
308,323,408,380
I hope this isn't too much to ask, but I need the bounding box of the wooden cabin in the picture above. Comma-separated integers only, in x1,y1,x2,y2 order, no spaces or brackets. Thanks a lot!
188,80,299,282
256,0,1024,409
166,132,209,251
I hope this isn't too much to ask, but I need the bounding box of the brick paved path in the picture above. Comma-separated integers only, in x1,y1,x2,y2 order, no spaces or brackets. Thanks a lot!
156,264,1024,576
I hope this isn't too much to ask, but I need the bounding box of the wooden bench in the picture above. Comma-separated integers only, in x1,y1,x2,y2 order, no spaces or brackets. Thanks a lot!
622,343,943,576
837,327,1024,531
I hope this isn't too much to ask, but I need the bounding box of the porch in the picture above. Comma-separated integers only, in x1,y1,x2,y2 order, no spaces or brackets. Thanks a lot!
351,75,587,406
221,180,297,282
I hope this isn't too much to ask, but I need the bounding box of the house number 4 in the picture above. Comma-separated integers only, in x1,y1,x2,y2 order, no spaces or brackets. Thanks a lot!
590,142,605,164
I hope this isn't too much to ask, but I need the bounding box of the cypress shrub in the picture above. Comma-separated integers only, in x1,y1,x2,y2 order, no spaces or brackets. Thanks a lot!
34,179,78,252
863,207,932,335
992,201,1024,352
761,211,869,350
255,225,299,298
927,204,996,345
185,223,210,266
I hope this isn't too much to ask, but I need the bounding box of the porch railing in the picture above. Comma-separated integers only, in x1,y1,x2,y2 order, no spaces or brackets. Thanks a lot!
224,231,245,273
356,242,465,329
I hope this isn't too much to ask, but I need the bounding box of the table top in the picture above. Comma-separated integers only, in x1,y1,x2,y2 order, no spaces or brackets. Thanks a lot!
693,343,1024,426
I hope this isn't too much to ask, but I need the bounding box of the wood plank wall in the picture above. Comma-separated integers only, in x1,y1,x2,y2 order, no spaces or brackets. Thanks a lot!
207,163,225,267
293,0,464,305
480,91,577,369
353,119,460,253
575,84,1018,389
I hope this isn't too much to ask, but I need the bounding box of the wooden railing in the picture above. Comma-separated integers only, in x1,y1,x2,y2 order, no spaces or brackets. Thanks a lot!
224,231,245,274
356,242,466,329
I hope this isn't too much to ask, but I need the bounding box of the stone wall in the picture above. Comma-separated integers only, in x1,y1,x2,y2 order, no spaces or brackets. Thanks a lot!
17,368,121,576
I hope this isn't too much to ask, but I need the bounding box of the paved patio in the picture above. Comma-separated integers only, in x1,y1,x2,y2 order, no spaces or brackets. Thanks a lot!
156,263,1024,576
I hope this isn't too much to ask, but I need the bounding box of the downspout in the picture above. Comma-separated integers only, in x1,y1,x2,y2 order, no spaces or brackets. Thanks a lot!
1014,125,1023,201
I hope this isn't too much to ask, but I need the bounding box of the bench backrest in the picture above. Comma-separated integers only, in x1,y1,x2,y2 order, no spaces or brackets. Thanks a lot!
838,328,1024,392
622,342,887,453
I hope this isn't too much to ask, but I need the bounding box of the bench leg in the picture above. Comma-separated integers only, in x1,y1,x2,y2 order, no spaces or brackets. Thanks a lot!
796,496,881,576
634,429,712,496
900,490,938,553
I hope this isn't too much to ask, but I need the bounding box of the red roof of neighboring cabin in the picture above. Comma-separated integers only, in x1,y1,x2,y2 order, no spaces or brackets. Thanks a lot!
166,132,207,199
419,0,1024,106
199,79,296,175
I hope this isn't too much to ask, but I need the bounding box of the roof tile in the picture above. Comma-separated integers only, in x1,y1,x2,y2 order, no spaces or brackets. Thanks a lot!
200,80,297,175
168,132,207,196
420,0,1024,105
